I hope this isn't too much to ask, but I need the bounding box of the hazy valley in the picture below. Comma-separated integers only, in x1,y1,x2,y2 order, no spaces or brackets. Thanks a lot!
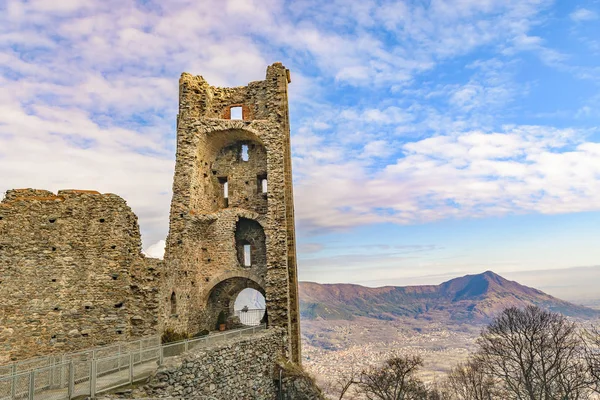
299,271,600,396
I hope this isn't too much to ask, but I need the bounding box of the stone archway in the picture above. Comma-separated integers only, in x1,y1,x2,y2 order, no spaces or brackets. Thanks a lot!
203,275,266,331
233,288,266,326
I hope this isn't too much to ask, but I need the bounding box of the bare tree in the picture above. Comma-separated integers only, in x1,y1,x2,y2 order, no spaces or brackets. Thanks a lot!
326,364,360,400
582,324,600,394
442,359,499,400
475,306,590,400
357,355,430,400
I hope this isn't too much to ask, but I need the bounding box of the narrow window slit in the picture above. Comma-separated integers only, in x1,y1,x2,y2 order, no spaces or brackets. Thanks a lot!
170,292,177,315
219,177,229,207
241,144,249,161
243,244,251,267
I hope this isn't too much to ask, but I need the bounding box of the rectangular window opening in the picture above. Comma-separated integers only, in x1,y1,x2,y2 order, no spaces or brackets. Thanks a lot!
218,177,229,207
241,144,249,161
230,106,243,120
243,244,251,266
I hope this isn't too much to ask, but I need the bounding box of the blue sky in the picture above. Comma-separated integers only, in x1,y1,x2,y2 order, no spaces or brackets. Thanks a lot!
1,0,599,300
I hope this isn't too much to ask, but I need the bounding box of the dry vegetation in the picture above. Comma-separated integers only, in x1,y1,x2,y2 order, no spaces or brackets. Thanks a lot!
303,309,600,400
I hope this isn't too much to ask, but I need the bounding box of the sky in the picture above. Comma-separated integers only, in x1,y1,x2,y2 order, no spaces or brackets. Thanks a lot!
1,0,600,302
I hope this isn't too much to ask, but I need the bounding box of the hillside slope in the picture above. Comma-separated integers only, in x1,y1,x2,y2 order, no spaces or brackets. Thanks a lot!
299,271,599,322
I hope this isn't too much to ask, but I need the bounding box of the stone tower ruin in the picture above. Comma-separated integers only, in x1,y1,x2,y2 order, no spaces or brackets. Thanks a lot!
160,63,301,362
0,63,301,368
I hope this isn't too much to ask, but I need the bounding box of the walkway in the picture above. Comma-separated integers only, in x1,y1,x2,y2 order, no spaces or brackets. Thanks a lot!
0,325,266,400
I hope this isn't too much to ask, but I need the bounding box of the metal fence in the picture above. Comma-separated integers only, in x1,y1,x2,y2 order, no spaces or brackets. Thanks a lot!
0,336,161,378
0,325,265,400
234,308,265,326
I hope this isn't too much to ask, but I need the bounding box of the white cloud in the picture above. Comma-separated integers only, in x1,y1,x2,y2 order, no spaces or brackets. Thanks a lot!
1,0,597,247
570,8,598,22
294,125,600,232
143,240,166,259
361,140,394,159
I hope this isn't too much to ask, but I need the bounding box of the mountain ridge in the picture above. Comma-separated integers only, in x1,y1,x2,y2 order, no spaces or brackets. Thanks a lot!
299,271,599,322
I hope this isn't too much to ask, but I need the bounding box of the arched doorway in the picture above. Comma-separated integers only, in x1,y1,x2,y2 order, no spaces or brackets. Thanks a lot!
233,288,266,326
205,277,265,331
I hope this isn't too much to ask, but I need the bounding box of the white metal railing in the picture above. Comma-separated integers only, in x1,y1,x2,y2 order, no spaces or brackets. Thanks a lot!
0,325,265,400
0,335,161,378
234,308,266,326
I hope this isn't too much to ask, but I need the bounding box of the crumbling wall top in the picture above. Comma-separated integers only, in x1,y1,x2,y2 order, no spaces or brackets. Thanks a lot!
177,62,290,121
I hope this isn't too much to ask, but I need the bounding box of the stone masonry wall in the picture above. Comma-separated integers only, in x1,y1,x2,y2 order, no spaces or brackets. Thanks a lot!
143,329,286,399
100,329,323,400
162,63,301,363
0,63,301,379
0,189,161,362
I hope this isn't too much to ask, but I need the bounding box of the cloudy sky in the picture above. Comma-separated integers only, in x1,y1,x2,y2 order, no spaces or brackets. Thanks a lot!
1,0,599,300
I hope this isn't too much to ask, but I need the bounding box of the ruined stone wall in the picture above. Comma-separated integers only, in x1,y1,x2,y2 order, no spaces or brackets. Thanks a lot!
0,62,301,369
161,208,267,334
143,329,286,399
99,329,323,400
162,63,301,362
0,189,161,362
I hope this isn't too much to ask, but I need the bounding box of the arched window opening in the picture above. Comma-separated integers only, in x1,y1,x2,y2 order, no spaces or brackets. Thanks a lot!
241,144,249,161
243,244,252,267
210,136,267,214
230,106,243,120
234,288,266,326
170,292,177,315
235,218,266,269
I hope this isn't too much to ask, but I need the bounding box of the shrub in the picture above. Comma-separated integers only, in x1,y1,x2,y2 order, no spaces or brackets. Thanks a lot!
161,328,189,344
193,329,209,338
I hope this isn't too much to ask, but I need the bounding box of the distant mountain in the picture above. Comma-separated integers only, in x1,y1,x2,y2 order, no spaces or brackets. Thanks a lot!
299,271,599,322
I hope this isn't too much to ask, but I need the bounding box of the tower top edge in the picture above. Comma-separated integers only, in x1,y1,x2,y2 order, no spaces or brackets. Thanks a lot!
180,62,290,89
